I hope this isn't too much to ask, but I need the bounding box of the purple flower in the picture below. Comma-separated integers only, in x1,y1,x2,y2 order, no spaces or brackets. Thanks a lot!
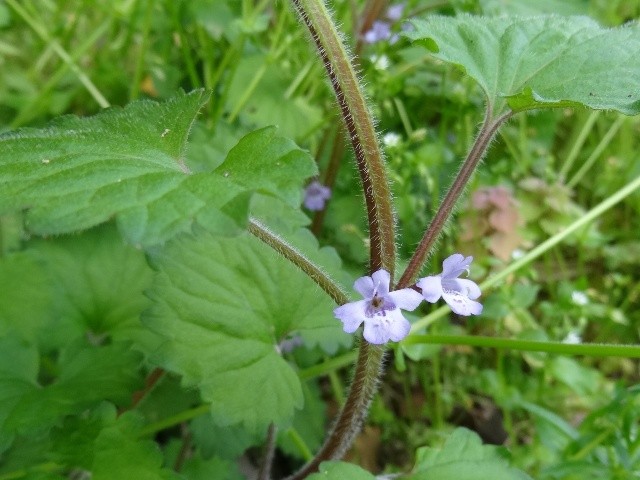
386,3,405,21
416,254,483,316
363,20,392,44
303,180,331,211
334,269,423,344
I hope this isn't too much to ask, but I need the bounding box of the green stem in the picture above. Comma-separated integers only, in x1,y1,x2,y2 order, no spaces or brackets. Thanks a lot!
11,19,111,128
481,173,640,291
284,342,386,480
247,219,348,305
559,110,600,180
170,2,202,89
298,351,358,380
403,334,640,357
130,0,153,100
569,428,614,461
138,404,211,437
292,0,396,276
286,428,314,461
6,0,110,108
396,108,510,289
567,115,625,188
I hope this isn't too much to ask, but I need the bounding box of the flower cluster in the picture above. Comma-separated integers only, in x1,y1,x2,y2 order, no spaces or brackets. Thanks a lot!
334,254,483,345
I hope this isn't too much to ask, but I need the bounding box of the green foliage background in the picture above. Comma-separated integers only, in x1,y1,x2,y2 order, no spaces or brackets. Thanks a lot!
0,0,639,479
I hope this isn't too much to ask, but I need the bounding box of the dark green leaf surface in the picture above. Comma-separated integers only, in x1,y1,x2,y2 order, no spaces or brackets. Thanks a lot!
144,230,349,435
29,224,157,352
405,428,532,480
0,337,39,451
180,455,243,480
405,15,640,116
4,342,142,435
0,252,55,344
91,412,179,480
0,91,316,245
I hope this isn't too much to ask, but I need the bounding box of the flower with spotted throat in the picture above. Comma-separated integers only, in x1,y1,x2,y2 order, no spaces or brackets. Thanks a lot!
334,270,423,344
417,254,483,316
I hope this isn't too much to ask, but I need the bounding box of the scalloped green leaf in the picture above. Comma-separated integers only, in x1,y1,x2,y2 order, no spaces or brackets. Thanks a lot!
144,230,349,436
0,91,316,246
405,15,640,116
405,428,532,480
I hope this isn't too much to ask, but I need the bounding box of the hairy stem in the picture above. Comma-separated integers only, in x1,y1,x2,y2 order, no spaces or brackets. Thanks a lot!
292,0,396,276
284,342,385,480
396,109,510,289
248,218,349,305
287,1,399,476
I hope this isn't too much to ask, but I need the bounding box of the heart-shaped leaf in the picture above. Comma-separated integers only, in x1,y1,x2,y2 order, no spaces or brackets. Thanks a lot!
405,15,640,116
144,230,350,436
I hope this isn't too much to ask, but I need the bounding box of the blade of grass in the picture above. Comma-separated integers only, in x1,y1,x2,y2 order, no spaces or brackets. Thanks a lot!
6,0,110,109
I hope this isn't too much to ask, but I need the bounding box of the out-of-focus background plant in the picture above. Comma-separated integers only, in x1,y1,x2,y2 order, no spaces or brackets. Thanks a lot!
0,0,639,478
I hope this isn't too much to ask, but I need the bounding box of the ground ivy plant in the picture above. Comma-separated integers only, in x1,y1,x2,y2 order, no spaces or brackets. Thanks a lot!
1,2,640,479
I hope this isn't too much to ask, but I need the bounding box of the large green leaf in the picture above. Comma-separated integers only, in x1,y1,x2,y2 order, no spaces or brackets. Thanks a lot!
0,90,316,245
144,230,350,435
404,428,532,480
405,15,640,116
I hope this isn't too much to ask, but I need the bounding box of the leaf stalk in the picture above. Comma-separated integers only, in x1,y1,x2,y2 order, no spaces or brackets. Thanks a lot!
248,219,349,305
396,109,511,289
